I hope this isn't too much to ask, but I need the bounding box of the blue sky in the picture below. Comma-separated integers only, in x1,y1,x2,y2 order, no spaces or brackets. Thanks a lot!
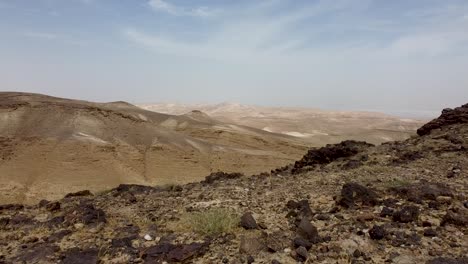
1,0,467,115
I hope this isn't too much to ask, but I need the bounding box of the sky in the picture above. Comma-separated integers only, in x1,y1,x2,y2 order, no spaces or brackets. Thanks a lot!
0,0,467,116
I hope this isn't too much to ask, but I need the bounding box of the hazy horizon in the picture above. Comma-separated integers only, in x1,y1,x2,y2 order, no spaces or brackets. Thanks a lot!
1,0,467,115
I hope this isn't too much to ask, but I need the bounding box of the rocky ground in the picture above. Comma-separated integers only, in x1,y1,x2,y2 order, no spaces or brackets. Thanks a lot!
0,104,467,264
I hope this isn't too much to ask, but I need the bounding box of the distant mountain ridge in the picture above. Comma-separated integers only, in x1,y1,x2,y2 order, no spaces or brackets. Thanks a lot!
140,102,427,146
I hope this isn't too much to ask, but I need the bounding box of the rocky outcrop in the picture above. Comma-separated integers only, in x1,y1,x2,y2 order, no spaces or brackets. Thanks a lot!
417,103,468,136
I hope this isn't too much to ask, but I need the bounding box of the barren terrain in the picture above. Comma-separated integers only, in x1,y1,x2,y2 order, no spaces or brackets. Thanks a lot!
140,103,426,146
0,93,308,204
0,103,466,263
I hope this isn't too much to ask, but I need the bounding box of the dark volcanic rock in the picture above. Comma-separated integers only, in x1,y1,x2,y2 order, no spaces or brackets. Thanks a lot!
293,237,312,250
390,232,421,247
295,246,309,261
14,243,60,263
111,237,134,248
417,103,468,136
48,216,65,227
423,228,437,237
64,190,93,198
393,205,419,223
64,203,106,225
291,140,374,174
120,192,137,203
338,183,379,208
426,257,468,264
391,181,453,203
114,184,156,194
10,214,35,226
46,201,61,212
202,171,244,184
142,242,209,262
60,248,98,264
297,219,320,243
380,207,394,217
393,151,424,164
0,203,24,211
286,199,314,220
47,230,72,243
265,232,288,252
0,217,9,228
240,212,258,230
441,210,468,227
369,225,386,240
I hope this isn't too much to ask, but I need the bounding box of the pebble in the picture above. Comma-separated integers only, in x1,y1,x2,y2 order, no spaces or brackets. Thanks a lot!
144,234,153,241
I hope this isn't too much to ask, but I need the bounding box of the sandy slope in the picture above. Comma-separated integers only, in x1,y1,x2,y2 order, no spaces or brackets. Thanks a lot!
0,92,308,204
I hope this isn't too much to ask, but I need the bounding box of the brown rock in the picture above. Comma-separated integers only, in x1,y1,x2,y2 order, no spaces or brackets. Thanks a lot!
64,190,93,198
239,232,266,255
60,248,98,264
266,232,287,252
357,212,374,222
393,205,419,223
240,212,258,230
46,201,61,212
295,246,309,261
338,183,378,208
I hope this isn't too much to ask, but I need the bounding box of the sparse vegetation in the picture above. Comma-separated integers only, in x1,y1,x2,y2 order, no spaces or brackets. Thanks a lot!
382,178,412,189
183,208,239,236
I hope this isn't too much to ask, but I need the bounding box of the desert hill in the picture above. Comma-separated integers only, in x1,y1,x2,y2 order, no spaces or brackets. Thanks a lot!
0,103,466,263
140,102,426,146
0,92,308,204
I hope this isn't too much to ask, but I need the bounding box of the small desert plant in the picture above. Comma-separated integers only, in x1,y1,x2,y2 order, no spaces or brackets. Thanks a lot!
185,208,239,236
382,178,412,189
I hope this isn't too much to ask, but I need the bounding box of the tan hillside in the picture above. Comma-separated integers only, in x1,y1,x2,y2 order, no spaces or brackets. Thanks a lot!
0,92,308,204
140,102,426,146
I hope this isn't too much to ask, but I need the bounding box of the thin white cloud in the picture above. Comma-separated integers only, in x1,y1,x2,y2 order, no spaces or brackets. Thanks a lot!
127,0,468,64
389,32,468,56
148,0,218,17
22,32,59,40
20,31,89,46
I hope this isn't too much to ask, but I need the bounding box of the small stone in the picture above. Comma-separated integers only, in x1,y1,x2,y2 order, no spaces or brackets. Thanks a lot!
283,248,291,253
380,207,394,217
240,212,258,230
353,249,362,258
239,233,266,255
436,196,452,204
74,223,85,229
45,201,61,212
357,212,374,222
393,205,419,223
315,213,330,220
293,237,312,250
423,228,437,237
297,218,320,243
144,234,153,241
369,225,386,240
295,246,308,261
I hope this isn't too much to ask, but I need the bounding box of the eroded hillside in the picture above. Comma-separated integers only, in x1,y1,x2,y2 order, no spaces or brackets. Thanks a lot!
0,103,466,263
0,92,308,204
